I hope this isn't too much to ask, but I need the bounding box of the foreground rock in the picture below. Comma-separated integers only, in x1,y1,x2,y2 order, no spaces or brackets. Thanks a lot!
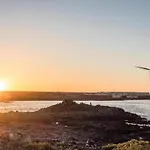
37,101,150,143
0,100,149,149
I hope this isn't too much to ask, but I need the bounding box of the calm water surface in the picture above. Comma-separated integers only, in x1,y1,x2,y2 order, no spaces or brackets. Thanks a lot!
0,100,150,120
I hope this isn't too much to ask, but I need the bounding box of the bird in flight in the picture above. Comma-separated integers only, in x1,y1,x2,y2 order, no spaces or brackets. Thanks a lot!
135,66,150,71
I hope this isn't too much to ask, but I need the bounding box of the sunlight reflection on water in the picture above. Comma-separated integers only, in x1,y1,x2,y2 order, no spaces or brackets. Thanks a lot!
0,100,150,120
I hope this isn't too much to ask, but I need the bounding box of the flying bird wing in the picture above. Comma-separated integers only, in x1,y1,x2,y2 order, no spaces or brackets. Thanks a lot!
135,66,150,70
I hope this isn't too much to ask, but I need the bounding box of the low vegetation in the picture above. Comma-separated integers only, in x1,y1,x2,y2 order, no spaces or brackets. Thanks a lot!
102,139,150,150
0,138,150,150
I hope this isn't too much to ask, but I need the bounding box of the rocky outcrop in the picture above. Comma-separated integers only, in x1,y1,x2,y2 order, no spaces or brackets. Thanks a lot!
0,101,150,149
34,101,150,145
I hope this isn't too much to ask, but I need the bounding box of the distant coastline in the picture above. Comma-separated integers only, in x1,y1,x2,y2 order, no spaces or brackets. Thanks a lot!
0,91,150,102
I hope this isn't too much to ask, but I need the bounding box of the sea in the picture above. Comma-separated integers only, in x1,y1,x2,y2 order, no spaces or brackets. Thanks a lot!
0,100,150,120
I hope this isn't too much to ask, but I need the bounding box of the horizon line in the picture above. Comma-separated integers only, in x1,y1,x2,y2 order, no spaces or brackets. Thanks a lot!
1,90,149,93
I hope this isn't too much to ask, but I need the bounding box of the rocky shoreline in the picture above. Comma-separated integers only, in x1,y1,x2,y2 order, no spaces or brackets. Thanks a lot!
0,100,150,149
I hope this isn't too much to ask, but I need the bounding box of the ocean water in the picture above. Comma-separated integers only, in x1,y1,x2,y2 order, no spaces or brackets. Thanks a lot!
0,100,150,120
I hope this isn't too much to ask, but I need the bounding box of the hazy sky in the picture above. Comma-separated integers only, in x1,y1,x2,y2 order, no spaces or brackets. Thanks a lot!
0,0,150,92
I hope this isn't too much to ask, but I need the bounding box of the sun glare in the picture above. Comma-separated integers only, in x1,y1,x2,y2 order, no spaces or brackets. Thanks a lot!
0,81,6,91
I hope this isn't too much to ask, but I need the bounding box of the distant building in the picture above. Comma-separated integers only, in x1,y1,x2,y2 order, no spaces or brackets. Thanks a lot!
84,92,150,98
126,95,138,99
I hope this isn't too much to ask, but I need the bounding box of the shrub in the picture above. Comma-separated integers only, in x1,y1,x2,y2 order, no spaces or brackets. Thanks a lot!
102,139,150,150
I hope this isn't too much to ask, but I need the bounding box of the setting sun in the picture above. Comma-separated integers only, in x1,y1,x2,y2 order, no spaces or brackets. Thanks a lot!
0,81,6,91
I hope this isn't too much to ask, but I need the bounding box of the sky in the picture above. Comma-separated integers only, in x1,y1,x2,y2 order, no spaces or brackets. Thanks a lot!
0,0,150,92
